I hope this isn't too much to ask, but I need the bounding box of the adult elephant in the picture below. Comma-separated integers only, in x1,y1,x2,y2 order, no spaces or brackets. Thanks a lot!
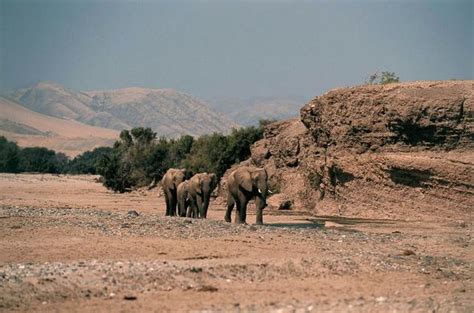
187,173,218,218
225,166,269,225
161,168,187,216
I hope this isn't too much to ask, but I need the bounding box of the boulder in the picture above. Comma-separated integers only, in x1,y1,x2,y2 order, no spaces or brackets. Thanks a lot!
267,193,294,210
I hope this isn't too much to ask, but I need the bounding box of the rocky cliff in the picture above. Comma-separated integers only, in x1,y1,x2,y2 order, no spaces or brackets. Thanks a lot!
227,81,473,222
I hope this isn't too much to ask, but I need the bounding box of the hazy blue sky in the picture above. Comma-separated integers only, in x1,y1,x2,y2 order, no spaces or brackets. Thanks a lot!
1,0,472,99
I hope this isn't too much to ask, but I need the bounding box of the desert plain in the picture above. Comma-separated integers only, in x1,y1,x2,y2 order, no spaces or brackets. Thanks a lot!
0,173,472,312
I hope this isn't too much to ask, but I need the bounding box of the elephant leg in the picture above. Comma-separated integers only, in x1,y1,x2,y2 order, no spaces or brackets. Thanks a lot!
189,196,198,218
182,199,189,217
177,198,183,217
164,191,170,216
186,200,193,218
202,197,210,219
236,192,248,224
171,190,178,216
255,196,265,225
225,194,235,223
196,196,204,218
201,196,209,218
234,197,241,224
238,201,248,224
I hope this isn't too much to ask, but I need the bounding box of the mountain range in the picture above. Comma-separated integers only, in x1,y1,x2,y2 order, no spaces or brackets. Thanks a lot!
208,96,306,126
1,81,305,156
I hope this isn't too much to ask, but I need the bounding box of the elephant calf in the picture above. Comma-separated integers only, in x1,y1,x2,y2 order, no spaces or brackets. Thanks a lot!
225,166,268,225
176,181,190,217
187,173,218,218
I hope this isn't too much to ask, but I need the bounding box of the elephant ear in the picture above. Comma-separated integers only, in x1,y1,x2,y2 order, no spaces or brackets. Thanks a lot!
208,173,218,191
193,176,203,194
235,169,252,192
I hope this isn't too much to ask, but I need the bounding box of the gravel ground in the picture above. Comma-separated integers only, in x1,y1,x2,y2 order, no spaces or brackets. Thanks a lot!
0,174,472,312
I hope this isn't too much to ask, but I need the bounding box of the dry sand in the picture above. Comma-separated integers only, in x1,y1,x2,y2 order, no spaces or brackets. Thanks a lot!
0,174,472,312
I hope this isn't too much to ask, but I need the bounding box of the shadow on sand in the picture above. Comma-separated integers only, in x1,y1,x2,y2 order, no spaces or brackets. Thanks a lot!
265,215,400,230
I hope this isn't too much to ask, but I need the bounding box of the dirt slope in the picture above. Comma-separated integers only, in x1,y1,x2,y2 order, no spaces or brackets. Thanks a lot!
231,81,473,222
0,96,118,156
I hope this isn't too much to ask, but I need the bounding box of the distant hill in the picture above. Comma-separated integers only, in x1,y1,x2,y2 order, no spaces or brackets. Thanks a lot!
0,96,118,156
87,87,238,136
208,96,306,126
7,81,239,137
8,82,129,130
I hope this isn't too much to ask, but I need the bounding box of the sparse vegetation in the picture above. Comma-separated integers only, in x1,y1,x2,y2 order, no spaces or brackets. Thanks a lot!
366,70,400,84
380,71,400,84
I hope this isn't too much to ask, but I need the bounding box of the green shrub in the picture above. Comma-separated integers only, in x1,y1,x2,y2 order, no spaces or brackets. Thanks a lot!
18,147,67,173
366,71,400,85
0,136,20,173
380,71,400,84
65,147,113,174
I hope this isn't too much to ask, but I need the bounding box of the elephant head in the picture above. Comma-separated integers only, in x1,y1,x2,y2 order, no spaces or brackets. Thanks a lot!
188,172,218,218
234,167,269,203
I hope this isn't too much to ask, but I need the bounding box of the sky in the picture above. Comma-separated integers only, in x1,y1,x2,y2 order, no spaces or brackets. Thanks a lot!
0,0,472,100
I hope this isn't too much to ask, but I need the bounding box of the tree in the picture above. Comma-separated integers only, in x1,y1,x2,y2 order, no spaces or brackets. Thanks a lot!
0,136,20,173
65,147,113,174
18,147,64,173
380,71,400,84
366,70,400,85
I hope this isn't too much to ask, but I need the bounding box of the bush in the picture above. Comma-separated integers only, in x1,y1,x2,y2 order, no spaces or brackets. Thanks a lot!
18,147,67,173
0,136,20,173
380,71,400,84
65,147,113,174
366,71,400,85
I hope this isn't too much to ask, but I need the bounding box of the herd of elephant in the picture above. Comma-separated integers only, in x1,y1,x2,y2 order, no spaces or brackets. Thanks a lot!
161,166,270,225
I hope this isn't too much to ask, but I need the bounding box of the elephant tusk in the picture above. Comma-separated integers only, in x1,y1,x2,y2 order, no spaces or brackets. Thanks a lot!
268,189,274,194
258,188,262,194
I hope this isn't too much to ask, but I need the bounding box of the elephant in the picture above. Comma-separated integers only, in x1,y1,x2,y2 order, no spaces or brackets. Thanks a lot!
225,166,268,225
161,168,188,216
186,173,218,218
176,181,190,217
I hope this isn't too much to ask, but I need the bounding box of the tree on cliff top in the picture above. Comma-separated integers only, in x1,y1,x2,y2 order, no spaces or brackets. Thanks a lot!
366,71,400,84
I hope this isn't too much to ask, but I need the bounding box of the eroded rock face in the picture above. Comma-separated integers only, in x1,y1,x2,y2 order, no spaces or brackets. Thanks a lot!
300,81,473,152
226,81,474,221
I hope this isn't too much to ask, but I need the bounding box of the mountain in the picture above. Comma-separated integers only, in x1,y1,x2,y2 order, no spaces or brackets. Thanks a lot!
8,82,129,130
0,96,118,156
208,96,306,126
87,87,238,136
8,81,239,136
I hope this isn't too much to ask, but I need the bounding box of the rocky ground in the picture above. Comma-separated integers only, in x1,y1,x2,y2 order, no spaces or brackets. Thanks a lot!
0,174,472,312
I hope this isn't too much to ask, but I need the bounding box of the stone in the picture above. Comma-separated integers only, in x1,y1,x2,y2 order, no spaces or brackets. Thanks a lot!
127,210,139,217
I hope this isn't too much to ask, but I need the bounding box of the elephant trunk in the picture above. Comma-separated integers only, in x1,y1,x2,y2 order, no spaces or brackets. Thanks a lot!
201,193,210,218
